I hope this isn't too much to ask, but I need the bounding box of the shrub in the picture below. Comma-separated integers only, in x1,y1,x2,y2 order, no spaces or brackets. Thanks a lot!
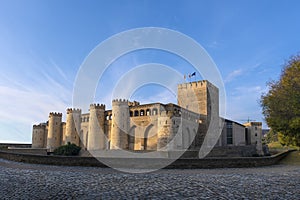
53,142,81,156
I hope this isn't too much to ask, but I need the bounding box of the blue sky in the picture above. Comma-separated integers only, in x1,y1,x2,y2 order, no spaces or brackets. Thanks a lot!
0,0,299,143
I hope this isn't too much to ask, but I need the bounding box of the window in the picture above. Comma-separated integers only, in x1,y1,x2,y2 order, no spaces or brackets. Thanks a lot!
152,108,158,115
226,122,233,145
146,109,151,116
134,110,139,116
140,110,145,116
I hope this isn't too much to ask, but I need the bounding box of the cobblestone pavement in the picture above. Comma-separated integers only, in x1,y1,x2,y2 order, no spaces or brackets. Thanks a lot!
0,153,299,199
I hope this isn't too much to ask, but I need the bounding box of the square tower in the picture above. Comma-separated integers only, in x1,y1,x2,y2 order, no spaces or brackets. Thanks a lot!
177,80,219,119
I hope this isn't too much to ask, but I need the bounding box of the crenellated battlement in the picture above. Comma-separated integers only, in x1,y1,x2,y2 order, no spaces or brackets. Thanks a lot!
33,124,46,128
49,112,62,117
178,80,208,89
112,99,129,106
66,108,82,114
128,101,140,107
90,103,106,110
112,99,129,102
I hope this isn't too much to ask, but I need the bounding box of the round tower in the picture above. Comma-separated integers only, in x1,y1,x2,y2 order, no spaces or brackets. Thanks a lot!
65,108,81,146
110,99,130,149
87,103,106,150
47,112,62,151
32,124,46,148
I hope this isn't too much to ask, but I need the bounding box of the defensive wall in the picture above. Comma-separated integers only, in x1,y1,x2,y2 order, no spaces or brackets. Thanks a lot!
0,143,31,149
0,149,293,169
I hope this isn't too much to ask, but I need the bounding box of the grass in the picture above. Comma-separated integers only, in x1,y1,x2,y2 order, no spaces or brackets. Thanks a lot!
268,141,299,150
279,150,300,165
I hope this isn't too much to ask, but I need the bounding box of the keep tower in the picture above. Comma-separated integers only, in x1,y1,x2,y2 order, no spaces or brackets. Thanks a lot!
177,80,219,122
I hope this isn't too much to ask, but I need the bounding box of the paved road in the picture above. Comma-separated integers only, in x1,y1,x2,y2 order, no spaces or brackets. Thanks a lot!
0,151,299,199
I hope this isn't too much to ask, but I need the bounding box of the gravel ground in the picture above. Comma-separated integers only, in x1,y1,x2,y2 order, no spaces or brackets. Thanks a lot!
0,152,299,199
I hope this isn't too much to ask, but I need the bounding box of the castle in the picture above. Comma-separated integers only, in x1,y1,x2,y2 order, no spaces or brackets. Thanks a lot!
32,80,263,157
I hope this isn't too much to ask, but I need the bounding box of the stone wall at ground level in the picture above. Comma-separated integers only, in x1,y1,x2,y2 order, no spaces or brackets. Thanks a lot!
0,143,31,149
0,150,292,169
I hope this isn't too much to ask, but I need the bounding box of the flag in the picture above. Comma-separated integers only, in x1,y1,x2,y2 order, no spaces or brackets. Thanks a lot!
188,72,196,78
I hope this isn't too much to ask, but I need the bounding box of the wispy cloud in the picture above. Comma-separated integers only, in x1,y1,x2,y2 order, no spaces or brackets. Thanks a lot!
207,40,222,49
224,69,243,83
0,57,72,142
131,89,177,105
225,85,268,127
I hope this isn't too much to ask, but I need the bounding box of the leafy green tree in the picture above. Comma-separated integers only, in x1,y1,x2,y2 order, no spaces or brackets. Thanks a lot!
261,54,300,147
53,142,81,156
264,129,278,144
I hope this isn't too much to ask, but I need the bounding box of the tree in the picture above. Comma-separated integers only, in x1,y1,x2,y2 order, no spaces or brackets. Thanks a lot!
261,54,300,147
53,142,81,156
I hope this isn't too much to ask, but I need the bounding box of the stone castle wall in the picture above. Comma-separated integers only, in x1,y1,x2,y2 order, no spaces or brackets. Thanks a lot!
31,80,262,156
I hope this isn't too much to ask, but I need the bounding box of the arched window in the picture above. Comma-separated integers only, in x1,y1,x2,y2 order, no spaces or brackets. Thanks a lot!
146,109,151,116
130,111,133,117
106,115,109,120
140,109,145,116
109,114,112,120
134,110,139,116
152,108,158,115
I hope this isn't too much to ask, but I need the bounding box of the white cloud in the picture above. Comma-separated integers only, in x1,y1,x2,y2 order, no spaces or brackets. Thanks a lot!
131,89,177,105
207,40,222,49
224,69,243,83
225,85,268,128
0,57,72,142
